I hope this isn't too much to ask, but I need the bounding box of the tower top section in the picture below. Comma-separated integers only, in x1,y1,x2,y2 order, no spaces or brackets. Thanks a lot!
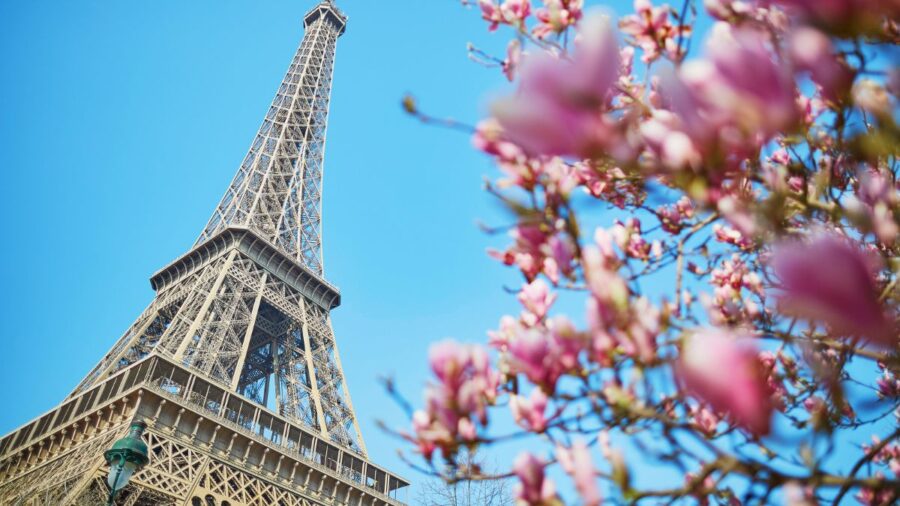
305,0,347,35
196,0,347,278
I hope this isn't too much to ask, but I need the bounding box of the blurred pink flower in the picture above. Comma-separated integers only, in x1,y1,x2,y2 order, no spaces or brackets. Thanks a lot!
679,329,774,436
690,404,721,437
518,279,557,324
410,341,501,459
473,119,525,163
503,39,523,82
772,235,895,346
513,453,562,505
651,23,798,170
478,0,504,31
703,0,753,19
502,0,532,26
556,440,602,506
510,388,550,431
500,315,584,392
493,11,625,159
789,27,852,101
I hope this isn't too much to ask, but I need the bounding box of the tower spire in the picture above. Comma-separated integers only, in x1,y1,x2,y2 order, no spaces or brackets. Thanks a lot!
196,0,347,276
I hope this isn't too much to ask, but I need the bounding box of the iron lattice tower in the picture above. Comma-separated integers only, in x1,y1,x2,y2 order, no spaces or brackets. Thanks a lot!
0,2,409,505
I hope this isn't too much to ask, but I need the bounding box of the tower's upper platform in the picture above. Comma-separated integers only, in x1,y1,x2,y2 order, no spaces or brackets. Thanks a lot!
305,0,347,35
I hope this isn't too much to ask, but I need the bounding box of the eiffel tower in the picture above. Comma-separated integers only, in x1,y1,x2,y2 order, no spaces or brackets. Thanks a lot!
0,2,409,504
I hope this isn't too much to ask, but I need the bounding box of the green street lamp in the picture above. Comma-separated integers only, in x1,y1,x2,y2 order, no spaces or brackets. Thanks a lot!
104,420,150,506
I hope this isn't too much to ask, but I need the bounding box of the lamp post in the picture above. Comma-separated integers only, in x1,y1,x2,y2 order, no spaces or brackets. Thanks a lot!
104,420,150,506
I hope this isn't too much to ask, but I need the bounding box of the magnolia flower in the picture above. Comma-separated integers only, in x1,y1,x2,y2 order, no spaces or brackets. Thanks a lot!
493,10,625,159
518,279,557,323
556,440,602,506
510,388,550,431
502,315,584,391
652,23,798,170
533,0,583,38
703,0,753,19
410,341,501,458
513,453,562,505
503,39,523,82
679,329,774,436
772,235,895,346
620,0,687,63
789,27,852,101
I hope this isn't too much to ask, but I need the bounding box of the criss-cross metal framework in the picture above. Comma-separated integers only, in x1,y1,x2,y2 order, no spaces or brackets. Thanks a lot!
0,2,409,504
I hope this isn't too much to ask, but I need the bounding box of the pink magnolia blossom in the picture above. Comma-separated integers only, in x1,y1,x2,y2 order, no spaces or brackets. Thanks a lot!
499,315,584,392
493,11,626,159
556,440,602,506
651,23,799,170
478,0,505,31
488,224,548,280
690,404,721,437
502,0,532,27
620,0,689,63
518,279,558,325
772,235,896,346
533,0,583,39
513,452,562,505
679,329,774,436
789,27,853,101
703,0,753,19
410,341,500,459
877,371,900,398
473,119,525,163
713,224,755,250
852,167,900,244
479,0,532,30
657,196,695,234
854,473,897,506
510,388,550,431
612,218,652,260
503,39,523,82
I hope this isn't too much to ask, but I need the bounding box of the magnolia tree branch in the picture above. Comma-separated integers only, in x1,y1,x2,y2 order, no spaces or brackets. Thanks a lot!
396,1,900,505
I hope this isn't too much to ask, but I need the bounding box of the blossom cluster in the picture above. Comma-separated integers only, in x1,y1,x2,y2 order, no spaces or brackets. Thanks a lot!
407,0,900,504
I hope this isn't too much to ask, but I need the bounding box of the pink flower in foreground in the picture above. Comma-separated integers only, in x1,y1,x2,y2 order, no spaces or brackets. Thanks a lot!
493,11,625,159
510,388,550,431
679,329,774,436
772,235,895,346
557,440,602,506
650,23,798,169
478,0,505,31
690,404,721,437
789,27,852,101
501,316,584,391
513,453,562,505
410,341,500,459
503,0,532,26
703,0,753,19
518,279,558,323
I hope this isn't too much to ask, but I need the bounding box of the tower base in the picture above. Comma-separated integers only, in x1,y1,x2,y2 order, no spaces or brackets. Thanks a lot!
0,356,408,505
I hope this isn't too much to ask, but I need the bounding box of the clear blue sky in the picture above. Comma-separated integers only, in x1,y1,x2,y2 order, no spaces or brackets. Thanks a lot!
0,0,543,499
